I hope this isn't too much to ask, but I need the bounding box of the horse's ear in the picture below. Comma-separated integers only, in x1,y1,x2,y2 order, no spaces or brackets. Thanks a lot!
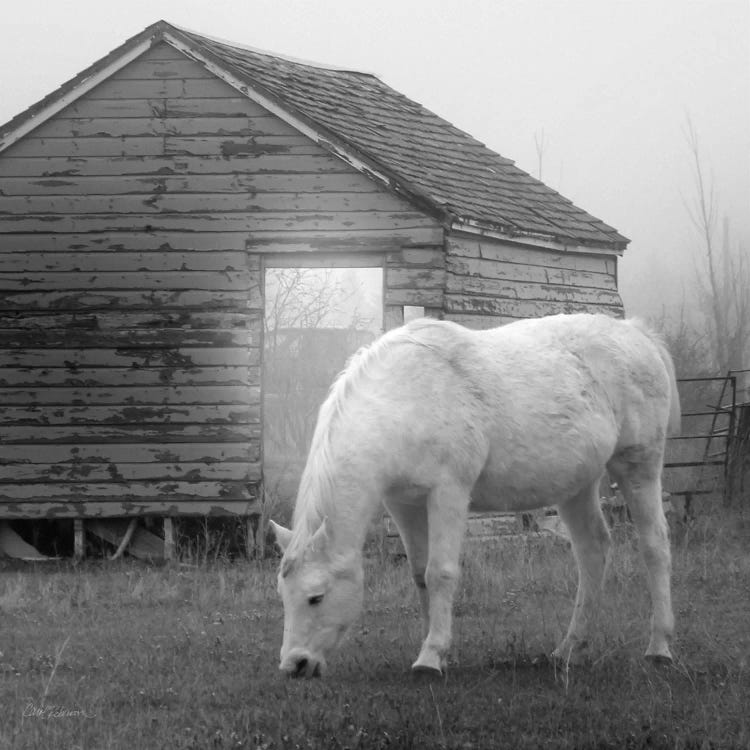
269,520,293,553
309,518,331,555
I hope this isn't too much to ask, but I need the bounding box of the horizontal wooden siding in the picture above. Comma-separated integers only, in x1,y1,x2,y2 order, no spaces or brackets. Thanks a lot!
444,234,623,327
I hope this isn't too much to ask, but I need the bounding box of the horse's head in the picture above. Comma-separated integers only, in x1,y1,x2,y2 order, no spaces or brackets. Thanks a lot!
270,519,363,678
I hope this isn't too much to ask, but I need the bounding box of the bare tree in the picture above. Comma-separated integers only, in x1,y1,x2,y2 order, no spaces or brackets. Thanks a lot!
683,117,750,374
652,296,712,379
264,268,357,349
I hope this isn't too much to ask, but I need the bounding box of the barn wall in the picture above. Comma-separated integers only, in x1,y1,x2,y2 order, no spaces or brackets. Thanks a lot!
443,233,622,328
384,246,445,328
0,42,442,519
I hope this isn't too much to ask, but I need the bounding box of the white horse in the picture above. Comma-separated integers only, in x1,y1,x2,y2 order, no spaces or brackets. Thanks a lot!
271,313,680,678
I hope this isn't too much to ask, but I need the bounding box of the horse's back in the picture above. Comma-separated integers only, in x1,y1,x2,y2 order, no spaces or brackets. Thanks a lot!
387,314,675,510
395,314,674,436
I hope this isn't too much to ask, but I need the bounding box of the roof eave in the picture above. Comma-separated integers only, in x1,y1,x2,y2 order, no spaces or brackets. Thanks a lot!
449,217,628,256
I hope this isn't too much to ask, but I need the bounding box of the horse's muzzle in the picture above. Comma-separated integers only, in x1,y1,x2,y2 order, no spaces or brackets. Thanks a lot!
280,649,325,679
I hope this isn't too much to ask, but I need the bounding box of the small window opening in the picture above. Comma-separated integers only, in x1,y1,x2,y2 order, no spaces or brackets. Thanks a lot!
403,306,425,323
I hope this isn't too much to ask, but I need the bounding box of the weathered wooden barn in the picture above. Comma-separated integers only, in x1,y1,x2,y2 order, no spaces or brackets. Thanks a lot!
0,21,628,547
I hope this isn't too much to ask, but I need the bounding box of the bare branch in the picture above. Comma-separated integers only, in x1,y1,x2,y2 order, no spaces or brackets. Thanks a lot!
683,115,750,372
534,129,546,181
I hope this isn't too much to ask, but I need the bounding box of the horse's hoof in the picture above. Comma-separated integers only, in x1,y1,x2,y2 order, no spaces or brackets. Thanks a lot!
645,653,673,666
645,640,673,665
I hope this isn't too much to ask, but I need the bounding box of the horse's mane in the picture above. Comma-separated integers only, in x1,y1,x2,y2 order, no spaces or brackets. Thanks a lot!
285,319,449,556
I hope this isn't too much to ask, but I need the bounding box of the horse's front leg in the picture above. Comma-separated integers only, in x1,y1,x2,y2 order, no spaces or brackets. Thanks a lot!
384,498,430,637
412,481,469,675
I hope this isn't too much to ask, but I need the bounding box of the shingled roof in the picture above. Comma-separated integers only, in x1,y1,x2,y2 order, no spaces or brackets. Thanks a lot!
0,20,628,250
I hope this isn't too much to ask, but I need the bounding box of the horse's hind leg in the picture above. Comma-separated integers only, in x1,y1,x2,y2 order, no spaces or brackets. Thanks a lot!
611,456,674,662
384,499,429,637
553,478,612,663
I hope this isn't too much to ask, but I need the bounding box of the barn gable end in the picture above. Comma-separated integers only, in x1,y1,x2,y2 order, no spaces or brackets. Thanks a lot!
0,40,443,521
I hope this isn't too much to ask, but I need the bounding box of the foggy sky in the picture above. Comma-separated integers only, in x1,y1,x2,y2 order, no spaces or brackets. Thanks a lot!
3,0,748,322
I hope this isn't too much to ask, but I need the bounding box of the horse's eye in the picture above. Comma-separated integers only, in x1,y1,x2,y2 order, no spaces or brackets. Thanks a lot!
308,594,324,606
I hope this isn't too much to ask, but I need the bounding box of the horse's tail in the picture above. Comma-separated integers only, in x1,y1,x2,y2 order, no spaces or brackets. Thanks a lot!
628,319,682,436
659,340,682,436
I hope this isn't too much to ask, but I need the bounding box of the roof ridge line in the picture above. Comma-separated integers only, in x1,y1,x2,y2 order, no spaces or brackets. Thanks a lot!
172,22,379,76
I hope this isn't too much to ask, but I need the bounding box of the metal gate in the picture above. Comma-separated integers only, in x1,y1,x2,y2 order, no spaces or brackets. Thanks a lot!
664,371,748,505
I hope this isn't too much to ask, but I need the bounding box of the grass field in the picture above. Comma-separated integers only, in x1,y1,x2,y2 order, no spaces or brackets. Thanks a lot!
1,507,748,750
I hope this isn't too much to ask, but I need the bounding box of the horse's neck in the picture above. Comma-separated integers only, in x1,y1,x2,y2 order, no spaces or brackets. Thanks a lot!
298,370,384,555
331,477,379,555
296,454,378,557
